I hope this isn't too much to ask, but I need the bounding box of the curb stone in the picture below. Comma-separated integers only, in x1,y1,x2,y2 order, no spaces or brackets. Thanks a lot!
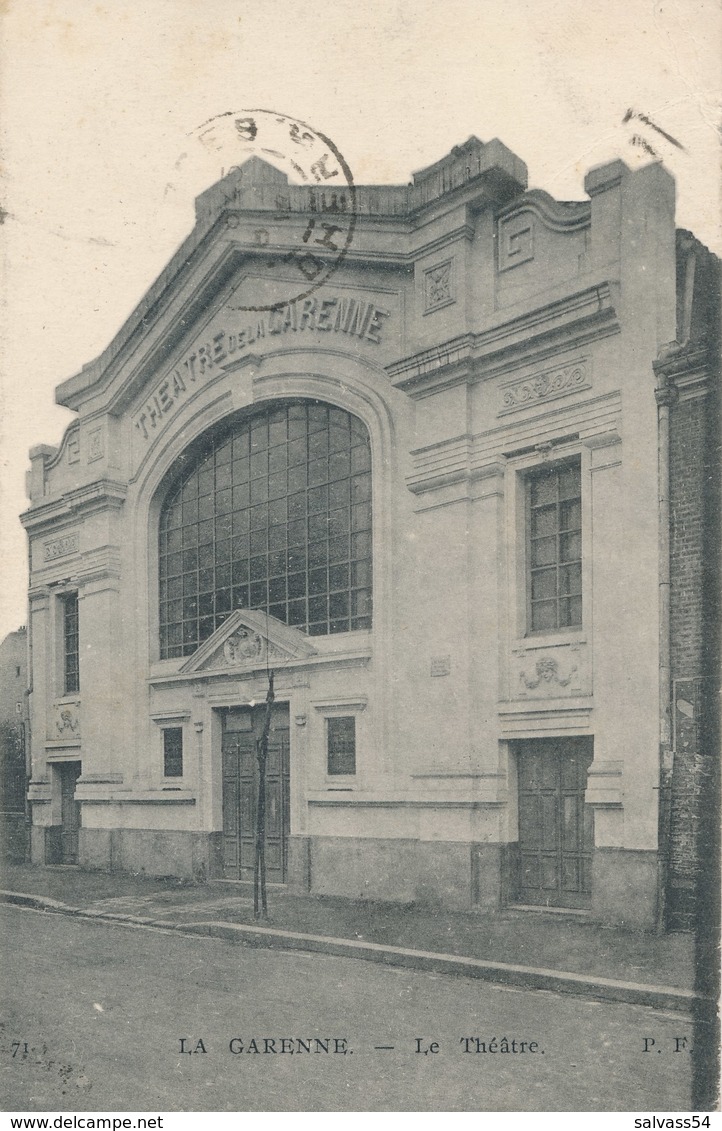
1,889,700,1013
180,920,700,1013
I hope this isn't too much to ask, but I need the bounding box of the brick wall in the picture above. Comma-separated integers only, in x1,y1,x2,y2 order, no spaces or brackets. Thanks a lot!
666,380,720,931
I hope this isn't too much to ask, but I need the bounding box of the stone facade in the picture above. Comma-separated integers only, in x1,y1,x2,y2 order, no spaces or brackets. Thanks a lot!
21,137,720,928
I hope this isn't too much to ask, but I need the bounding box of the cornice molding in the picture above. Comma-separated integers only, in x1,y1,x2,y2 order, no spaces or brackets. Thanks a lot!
497,189,591,233
412,223,476,262
21,480,127,532
387,282,619,396
149,648,372,689
653,339,716,397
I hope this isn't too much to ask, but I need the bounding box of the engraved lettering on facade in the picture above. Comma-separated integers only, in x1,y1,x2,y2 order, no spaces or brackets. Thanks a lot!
133,295,392,442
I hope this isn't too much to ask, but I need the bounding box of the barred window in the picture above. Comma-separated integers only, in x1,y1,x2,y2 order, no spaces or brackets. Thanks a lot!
159,401,373,658
527,460,582,632
327,716,356,775
62,593,79,694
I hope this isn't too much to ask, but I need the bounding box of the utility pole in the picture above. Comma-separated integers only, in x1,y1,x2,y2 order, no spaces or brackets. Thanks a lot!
253,669,274,920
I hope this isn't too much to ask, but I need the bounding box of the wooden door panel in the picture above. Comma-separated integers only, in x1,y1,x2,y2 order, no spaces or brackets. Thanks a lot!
540,793,558,850
221,707,289,882
562,855,579,891
562,793,579,846
59,762,81,865
517,738,593,908
540,854,559,890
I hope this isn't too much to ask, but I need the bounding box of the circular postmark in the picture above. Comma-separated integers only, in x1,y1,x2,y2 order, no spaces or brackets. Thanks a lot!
188,109,356,312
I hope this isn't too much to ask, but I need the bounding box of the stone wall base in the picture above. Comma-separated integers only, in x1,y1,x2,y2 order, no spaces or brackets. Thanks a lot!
592,847,659,930
25,826,661,926
78,827,223,882
293,836,503,911
30,825,62,865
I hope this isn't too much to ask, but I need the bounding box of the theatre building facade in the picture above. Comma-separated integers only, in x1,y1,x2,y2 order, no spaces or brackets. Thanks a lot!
22,138,719,928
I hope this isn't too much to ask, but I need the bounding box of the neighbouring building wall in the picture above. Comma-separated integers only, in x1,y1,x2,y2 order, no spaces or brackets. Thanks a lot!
661,233,721,932
0,628,29,861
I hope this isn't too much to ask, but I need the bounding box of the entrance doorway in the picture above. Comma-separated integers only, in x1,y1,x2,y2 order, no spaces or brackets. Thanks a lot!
515,737,594,908
58,761,81,865
221,703,290,882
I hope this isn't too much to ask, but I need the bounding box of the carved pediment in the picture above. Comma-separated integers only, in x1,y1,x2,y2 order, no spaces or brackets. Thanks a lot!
178,609,317,675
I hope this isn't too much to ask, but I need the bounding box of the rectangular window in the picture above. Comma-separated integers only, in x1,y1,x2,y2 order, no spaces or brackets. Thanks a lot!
62,593,80,694
527,460,582,633
327,716,356,775
163,728,184,778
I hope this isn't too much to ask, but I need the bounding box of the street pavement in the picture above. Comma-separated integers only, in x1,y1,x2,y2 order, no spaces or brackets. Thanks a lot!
0,863,697,999
2,903,695,1112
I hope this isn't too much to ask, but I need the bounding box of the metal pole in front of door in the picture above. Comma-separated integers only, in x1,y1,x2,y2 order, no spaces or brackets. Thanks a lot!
254,625,275,920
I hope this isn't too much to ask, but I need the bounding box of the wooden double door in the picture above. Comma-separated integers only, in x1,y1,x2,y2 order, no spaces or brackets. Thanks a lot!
516,737,594,908
58,761,81,865
221,704,290,882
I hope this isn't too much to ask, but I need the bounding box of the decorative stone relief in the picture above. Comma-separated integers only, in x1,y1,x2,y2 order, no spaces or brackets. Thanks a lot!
220,629,293,668
223,628,263,664
67,433,81,464
54,701,81,739
87,427,104,463
500,360,590,414
520,656,577,690
44,533,79,562
498,214,534,270
179,608,317,675
424,260,454,312
511,645,586,699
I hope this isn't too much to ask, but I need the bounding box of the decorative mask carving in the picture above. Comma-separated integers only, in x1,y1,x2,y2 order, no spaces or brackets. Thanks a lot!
223,628,263,665
55,702,81,738
520,656,577,690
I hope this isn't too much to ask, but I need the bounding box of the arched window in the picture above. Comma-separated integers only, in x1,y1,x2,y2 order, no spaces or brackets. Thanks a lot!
159,401,372,658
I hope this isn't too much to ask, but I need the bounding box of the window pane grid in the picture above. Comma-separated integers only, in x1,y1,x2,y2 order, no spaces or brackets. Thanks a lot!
528,462,582,633
159,402,373,657
63,593,79,694
163,727,183,777
327,716,356,775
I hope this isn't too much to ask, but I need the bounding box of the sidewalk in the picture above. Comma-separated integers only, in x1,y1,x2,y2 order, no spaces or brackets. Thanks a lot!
0,862,700,1011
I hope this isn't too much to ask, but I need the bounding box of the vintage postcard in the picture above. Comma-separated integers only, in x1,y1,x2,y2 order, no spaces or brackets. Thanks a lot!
1,0,720,1120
